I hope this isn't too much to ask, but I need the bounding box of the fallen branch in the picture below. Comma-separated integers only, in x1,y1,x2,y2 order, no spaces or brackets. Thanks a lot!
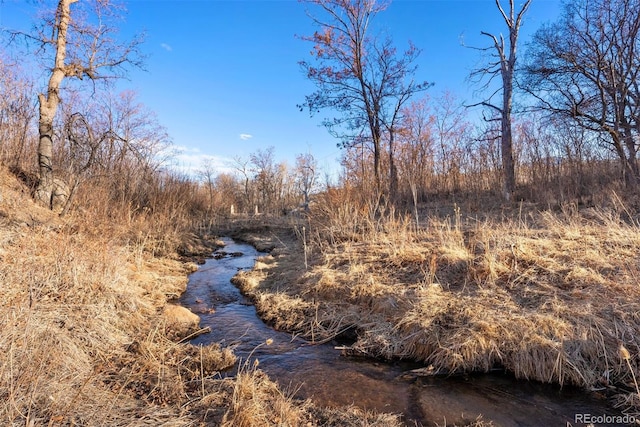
178,326,211,343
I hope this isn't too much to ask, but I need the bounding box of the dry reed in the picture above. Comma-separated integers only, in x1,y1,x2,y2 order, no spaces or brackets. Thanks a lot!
233,190,640,417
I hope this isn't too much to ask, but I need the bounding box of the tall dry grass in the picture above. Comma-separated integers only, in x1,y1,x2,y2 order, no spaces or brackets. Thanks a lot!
0,166,240,425
0,166,261,425
221,355,311,427
0,166,415,426
232,188,640,417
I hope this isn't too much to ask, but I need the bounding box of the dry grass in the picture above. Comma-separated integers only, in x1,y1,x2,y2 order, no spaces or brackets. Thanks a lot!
232,191,640,417
434,416,493,427
213,351,408,427
0,166,240,425
307,406,405,427
0,167,410,426
221,356,312,427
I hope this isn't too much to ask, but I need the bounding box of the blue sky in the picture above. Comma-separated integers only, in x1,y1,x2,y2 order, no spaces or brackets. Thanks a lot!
1,0,562,179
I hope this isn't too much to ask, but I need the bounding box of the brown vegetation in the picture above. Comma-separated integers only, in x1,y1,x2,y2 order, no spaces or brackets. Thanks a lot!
4,0,640,423
0,52,411,424
0,157,406,425
0,165,228,425
230,189,640,418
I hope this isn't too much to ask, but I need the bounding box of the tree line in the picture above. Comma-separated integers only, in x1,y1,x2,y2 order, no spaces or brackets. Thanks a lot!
0,52,321,221
0,0,321,223
1,0,638,223
299,0,640,206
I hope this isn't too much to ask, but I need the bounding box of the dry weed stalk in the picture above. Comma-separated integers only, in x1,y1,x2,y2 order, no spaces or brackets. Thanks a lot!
619,344,640,403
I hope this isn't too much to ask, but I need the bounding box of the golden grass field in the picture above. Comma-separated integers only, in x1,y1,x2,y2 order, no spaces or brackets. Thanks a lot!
231,190,640,420
5,159,640,425
0,167,414,426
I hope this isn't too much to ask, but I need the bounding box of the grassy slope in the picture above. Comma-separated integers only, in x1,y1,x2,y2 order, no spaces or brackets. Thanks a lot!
231,200,640,418
0,168,411,427
0,166,238,425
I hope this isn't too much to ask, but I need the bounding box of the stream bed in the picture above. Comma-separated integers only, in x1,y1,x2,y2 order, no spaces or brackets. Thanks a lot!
178,238,624,426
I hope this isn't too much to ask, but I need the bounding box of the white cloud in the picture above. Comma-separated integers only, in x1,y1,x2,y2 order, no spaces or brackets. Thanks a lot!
168,145,236,178
239,133,253,140
160,43,173,52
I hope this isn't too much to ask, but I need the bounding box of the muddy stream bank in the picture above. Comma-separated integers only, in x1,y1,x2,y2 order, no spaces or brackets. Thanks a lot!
178,238,623,426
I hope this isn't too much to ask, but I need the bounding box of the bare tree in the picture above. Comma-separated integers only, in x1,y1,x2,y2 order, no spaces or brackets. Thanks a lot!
430,92,474,194
0,56,35,168
522,0,640,188
10,0,144,208
101,90,171,175
54,88,170,215
232,155,254,213
215,173,243,214
59,111,100,216
250,146,280,214
198,158,218,215
298,0,429,197
468,0,532,201
294,152,318,209
396,96,435,202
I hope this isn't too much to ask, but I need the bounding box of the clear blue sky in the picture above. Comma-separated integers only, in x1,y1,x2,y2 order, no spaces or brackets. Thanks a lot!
1,0,562,179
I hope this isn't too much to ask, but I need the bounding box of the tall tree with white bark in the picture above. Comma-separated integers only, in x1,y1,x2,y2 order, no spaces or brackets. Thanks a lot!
11,0,143,208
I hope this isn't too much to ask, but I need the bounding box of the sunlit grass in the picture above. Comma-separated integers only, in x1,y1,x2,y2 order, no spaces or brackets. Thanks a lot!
0,165,418,426
234,190,640,418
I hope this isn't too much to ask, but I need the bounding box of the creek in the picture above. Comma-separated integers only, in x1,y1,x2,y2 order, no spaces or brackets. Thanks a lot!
179,237,623,426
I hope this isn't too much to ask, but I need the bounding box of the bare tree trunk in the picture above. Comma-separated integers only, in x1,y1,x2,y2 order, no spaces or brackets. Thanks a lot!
35,0,77,207
624,136,639,188
388,129,398,199
372,126,382,194
501,79,516,201
470,0,531,202
36,98,57,207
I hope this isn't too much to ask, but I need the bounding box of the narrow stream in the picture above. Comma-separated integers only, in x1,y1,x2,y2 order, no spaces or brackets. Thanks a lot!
179,238,623,426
